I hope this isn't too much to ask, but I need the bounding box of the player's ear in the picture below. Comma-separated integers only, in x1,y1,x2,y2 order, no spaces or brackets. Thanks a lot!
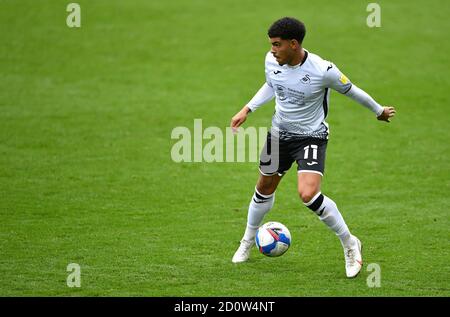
290,39,299,49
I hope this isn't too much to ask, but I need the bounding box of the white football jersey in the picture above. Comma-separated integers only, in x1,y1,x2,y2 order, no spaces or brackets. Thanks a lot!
264,49,352,139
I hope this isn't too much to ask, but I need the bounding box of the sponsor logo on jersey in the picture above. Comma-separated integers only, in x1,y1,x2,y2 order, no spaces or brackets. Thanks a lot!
275,85,287,101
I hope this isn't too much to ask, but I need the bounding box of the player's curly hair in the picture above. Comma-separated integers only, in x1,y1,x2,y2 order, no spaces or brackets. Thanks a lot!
268,17,306,44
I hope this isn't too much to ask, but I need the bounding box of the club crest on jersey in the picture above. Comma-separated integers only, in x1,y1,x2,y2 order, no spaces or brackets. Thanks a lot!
300,74,311,85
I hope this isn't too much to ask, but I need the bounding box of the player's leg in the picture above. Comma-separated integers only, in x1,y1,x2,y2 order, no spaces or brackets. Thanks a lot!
232,173,283,263
298,171,352,246
243,173,283,240
295,139,363,278
232,131,292,263
298,171,362,278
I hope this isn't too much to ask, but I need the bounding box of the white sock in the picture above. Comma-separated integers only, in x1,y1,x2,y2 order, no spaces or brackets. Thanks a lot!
242,188,275,241
304,192,354,248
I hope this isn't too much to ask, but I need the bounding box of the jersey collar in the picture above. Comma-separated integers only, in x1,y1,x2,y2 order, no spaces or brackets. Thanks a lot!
286,49,309,69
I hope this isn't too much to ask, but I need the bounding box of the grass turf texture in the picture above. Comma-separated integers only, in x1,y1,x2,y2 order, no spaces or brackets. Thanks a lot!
0,0,449,296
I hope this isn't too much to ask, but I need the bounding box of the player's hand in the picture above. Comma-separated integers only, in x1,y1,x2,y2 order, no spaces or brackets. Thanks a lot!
377,106,396,122
230,106,251,133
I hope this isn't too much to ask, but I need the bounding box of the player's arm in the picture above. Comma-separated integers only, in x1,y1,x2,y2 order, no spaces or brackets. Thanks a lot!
230,82,274,131
325,63,396,122
345,85,395,122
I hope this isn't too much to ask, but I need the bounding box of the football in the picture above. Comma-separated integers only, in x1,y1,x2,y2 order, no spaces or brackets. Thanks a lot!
255,221,291,257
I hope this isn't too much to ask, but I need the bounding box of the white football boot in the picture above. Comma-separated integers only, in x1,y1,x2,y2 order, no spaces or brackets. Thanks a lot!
231,239,254,263
344,236,363,278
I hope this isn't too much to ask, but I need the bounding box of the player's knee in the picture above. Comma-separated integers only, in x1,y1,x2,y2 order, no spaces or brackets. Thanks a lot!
256,183,276,196
256,177,278,195
298,189,318,204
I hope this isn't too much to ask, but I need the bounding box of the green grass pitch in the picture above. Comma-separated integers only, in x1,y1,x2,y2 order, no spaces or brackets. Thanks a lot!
0,0,449,296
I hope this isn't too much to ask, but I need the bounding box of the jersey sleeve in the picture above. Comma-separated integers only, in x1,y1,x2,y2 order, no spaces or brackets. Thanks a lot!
345,84,384,116
264,53,273,87
265,69,273,87
247,83,274,112
247,53,275,112
323,63,352,94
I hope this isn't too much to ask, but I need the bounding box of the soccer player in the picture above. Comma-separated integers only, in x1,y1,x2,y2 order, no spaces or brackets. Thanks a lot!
230,17,395,278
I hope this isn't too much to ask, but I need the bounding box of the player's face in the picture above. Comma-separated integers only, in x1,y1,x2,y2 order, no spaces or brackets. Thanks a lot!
269,37,297,66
